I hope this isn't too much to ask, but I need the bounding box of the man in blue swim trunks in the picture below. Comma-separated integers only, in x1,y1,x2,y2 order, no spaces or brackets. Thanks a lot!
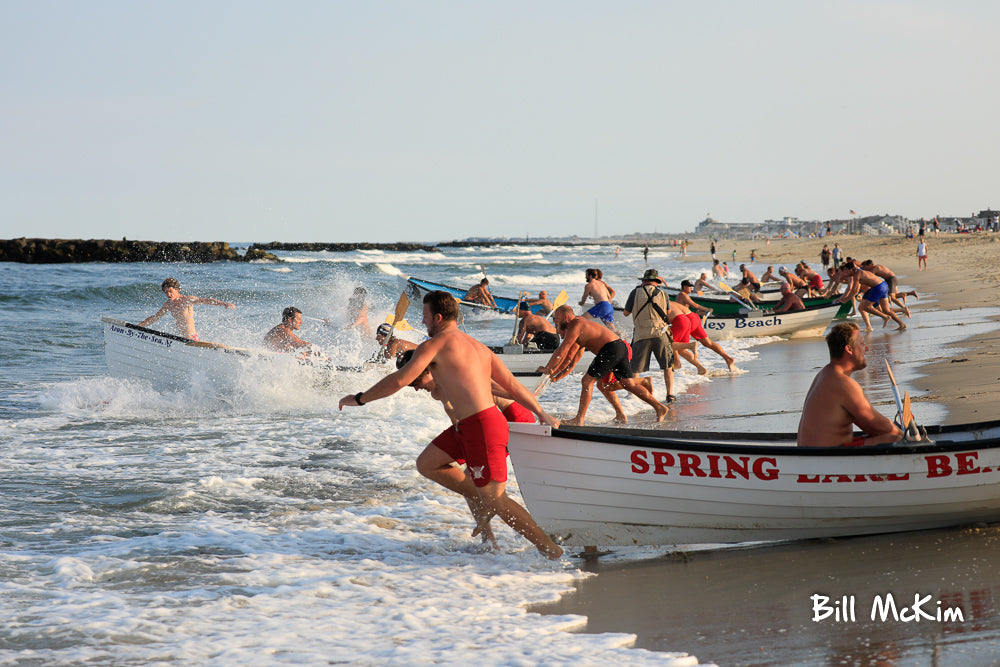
579,268,616,328
834,261,906,331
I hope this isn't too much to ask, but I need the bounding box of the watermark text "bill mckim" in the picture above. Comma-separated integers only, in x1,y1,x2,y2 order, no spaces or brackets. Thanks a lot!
811,594,965,623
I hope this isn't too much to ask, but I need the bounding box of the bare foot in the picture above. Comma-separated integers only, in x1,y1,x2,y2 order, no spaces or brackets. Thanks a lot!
725,356,736,372
697,366,708,375
896,323,907,331
613,414,628,424
563,416,583,426
654,404,668,422
540,542,564,560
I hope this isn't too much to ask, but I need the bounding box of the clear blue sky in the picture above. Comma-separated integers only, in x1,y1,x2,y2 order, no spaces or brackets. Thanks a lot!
3,1,998,243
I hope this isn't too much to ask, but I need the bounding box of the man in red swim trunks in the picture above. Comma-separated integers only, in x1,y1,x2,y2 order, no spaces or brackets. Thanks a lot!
339,291,563,560
797,321,901,447
668,296,736,374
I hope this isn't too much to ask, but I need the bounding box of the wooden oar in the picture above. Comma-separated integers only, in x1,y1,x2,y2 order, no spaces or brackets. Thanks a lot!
547,290,569,319
884,359,928,443
716,282,755,310
532,374,552,398
508,291,529,345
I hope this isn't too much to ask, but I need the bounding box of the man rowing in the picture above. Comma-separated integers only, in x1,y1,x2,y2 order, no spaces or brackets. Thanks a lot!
797,321,902,447
339,290,562,559
525,290,554,316
539,305,667,426
139,277,236,340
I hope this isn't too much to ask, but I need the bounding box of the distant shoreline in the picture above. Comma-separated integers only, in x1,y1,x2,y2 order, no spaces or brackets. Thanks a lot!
0,237,684,264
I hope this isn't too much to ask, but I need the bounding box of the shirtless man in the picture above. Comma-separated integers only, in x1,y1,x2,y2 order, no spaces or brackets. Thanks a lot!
526,290,554,315
777,266,809,297
375,322,418,361
859,260,917,314
834,263,907,331
464,278,498,308
797,321,902,447
796,262,824,297
759,265,781,284
711,259,725,279
139,277,235,340
339,291,562,559
263,306,314,353
395,349,535,547
675,280,712,316
668,299,737,373
772,283,805,313
738,264,761,292
579,268,616,326
346,286,371,337
692,273,717,294
516,302,560,350
539,305,667,426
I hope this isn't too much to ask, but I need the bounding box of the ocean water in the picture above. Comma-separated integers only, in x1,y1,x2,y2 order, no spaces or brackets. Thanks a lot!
2,245,739,666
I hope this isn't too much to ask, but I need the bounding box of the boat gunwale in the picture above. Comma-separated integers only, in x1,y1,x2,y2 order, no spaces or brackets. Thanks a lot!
548,421,1000,457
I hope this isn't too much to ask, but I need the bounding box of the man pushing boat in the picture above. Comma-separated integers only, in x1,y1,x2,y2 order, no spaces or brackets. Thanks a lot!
339,290,563,559
797,321,902,448
538,305,668,426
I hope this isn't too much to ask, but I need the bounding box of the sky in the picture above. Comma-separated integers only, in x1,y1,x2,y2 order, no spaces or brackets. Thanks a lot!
2,1,999,244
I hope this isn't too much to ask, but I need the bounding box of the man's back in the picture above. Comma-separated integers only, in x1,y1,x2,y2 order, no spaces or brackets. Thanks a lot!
565,316,619,354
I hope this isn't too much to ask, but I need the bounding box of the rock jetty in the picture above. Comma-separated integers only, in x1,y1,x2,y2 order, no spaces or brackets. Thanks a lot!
0,238,278,263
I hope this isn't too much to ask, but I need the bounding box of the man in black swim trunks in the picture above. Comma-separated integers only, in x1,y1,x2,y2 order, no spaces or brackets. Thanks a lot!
515,301,560,350
538,305,668,426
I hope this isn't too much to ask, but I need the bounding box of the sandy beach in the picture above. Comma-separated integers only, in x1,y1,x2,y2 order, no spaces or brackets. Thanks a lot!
533,231,1000,665
688,231,1000,425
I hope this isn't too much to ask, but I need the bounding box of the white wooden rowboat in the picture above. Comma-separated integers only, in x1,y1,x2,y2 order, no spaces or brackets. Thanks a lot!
699,301,851,339
101,317,361,391
507,421,1000,547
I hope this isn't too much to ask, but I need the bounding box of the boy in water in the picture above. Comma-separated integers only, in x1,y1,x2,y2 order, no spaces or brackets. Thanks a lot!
139,277,235,340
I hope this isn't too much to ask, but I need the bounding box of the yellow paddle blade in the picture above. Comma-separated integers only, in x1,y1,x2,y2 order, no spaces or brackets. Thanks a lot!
716,282,734,292
385,315,415,331
551,290,569,310
902,391,913,430
391,292,410,325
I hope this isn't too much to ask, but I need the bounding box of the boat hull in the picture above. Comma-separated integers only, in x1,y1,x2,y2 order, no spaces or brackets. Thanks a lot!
101,317,353,391
698,301,851,339
509,423,1000,546
407,277,547,315
507,421,1000,547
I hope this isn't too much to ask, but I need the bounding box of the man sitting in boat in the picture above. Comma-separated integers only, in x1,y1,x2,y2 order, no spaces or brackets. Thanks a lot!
263,307,314,354
463,278,498,308
515,302,560,350
138,277,236,341
525,290,553,315
759,265,781,284
772,283,805,313
539,305,667,426
797,321,902,448
374,322,417,360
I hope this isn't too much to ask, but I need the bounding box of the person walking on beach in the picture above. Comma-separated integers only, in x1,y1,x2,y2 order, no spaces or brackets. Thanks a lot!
339,291,563,559
831,243,843,269
820,244,831,270
643,244,649,264
797,321,901,447
917,238,928,270
579,268,616,327
263,306,315,354
539,305,668,426
138,277,235,341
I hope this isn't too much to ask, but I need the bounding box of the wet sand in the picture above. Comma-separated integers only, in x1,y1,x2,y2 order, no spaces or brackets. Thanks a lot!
532,232,1000,664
